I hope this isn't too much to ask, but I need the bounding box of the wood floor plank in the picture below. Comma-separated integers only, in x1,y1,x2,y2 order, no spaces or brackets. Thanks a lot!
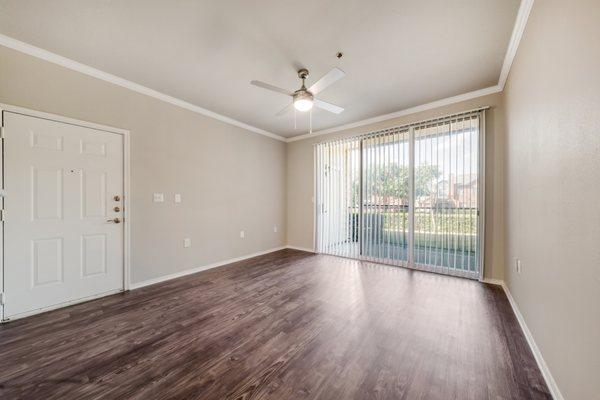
0,250,551,399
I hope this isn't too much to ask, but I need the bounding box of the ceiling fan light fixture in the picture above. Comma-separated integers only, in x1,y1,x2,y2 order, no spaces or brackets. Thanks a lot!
293,90,314,112
250,67,345,119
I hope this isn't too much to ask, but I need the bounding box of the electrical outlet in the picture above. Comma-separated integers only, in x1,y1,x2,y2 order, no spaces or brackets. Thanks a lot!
240,230,245,239
273,226,278,233
183,238,191,248
174,193,182,203
153,193,164,203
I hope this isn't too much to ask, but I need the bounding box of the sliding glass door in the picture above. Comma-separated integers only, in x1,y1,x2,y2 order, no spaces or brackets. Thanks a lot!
316,110,484,279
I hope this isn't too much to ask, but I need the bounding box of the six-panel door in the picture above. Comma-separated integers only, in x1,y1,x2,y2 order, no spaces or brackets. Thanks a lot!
3,112,124,318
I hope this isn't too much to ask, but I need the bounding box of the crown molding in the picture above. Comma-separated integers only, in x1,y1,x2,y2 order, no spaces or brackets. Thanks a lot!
286,0,534,143
286,85,502,142
498,0,534,89
0,34,286,142
0,0,534,144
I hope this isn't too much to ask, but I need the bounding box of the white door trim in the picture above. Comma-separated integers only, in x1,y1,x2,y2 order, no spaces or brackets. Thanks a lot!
0,103,131,321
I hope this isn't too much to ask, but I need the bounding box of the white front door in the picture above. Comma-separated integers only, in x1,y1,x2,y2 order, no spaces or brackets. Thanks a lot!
2,111,124,319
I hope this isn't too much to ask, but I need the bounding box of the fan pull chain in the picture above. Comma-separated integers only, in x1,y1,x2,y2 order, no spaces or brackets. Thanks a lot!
294,108,297,130
310,110,312,134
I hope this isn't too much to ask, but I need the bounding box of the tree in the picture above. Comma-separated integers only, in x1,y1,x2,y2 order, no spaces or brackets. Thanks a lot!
359,164,440,204
347,164,441,238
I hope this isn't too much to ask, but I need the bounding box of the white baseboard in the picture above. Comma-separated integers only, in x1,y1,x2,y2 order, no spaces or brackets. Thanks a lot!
285,245,316,253
129,246,286,290
487,280,563,400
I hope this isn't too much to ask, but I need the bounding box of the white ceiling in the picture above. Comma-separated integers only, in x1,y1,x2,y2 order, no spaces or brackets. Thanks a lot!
0,0,520,138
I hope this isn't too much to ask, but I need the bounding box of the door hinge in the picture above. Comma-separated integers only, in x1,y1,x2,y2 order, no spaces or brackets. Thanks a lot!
0,126,5,139
0,209,4,221
0,293,5,306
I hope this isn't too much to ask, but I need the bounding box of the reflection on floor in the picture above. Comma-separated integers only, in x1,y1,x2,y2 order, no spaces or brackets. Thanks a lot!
327,242,477,272
0,249,549,399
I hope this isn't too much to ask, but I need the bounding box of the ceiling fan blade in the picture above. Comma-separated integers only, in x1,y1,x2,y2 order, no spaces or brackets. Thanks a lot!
250,80,293,96
276,103,293,116
308,67,345,95
314,99,344,114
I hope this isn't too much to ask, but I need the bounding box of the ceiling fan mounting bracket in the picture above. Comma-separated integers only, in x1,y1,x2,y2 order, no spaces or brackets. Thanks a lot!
297,68,309,79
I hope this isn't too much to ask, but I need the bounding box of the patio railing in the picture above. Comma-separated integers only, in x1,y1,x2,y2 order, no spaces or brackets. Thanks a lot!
340,204,478,270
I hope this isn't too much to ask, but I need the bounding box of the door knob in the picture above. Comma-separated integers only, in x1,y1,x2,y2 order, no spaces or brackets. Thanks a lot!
107,218,121,223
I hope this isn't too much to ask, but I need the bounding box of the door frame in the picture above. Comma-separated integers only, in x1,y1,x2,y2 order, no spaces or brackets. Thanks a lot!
0,103,131,322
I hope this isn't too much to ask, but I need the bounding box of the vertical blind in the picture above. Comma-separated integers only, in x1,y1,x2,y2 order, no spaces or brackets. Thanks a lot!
412,113,481,276
361,129,410,266
315,109,484,279
315,137,361,259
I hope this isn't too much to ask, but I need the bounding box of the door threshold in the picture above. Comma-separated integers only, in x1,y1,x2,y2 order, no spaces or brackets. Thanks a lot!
1,288,124,323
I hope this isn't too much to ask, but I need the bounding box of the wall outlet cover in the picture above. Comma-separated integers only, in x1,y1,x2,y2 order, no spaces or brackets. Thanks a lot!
183,238,191,248
240,230,245,239
174,194,182,203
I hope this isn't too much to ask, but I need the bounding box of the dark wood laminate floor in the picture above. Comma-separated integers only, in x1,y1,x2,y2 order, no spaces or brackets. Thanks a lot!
0,249,550,400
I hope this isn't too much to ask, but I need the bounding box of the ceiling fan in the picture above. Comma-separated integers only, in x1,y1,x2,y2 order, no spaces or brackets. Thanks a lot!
251,68,345,117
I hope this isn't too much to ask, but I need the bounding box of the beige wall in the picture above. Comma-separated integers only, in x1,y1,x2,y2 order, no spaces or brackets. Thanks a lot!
286,92,506,280
3,4,600,394
0,45,286,284
503,1,600,399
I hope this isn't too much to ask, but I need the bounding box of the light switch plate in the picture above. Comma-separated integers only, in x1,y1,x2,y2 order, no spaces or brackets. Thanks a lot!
183,238,191,248
174,194,182,203
240,230,245,239
273,226,278,233
153,193,164,203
